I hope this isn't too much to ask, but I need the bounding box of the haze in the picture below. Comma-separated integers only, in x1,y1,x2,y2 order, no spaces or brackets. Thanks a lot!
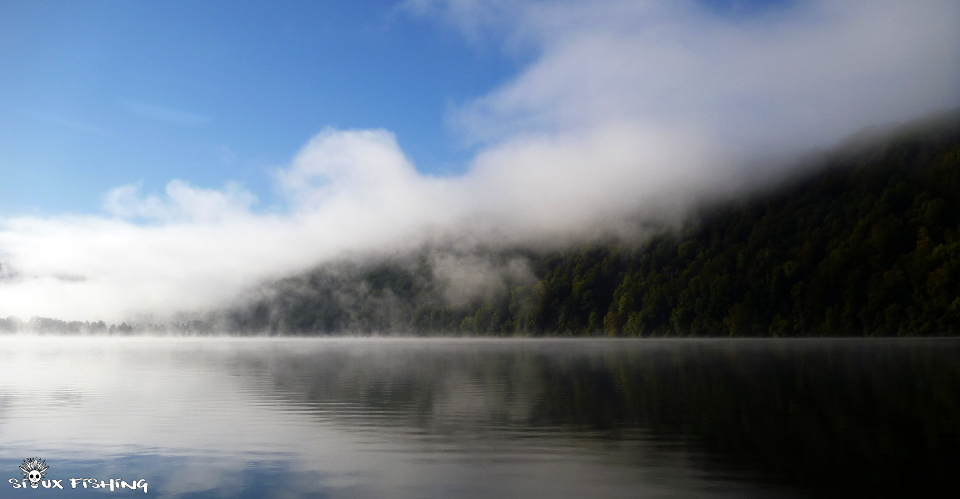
1,0,958,323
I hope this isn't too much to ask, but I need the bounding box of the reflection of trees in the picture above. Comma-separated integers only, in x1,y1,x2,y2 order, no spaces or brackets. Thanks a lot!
240,342,547,431
540,340,960,498
235,340,960,497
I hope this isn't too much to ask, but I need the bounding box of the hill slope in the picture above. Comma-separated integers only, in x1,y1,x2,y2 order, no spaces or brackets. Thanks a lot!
228,111,960,336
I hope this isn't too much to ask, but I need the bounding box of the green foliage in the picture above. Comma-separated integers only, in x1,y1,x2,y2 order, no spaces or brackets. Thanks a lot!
232,112,960,336
595,117,960,337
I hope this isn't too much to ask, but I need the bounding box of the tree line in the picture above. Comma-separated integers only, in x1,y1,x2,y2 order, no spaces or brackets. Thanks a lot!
227,110,960,336
7,111,958,336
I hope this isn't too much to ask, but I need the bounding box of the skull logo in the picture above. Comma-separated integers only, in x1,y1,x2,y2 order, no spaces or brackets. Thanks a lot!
19,457,48,488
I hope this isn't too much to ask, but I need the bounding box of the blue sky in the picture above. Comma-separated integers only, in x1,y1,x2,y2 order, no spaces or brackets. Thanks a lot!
0,0,525,215
1,0,958,322
0,0,802,217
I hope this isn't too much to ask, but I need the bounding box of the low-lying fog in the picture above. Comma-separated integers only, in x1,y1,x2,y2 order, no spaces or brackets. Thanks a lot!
1,0,958,324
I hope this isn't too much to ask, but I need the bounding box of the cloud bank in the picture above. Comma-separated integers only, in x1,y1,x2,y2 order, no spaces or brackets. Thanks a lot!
1,0,958,322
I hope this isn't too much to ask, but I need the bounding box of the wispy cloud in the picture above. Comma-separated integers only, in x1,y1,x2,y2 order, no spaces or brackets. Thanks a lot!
118,99,213,125
0,0,958,323
439,0,960,152
25,110,115,138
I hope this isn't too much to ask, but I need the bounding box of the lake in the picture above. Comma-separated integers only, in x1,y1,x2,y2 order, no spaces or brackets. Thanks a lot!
0,337,956,498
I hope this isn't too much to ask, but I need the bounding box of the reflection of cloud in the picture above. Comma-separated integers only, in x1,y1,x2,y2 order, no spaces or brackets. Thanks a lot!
0,338,779,499
118,99,212,125
0,338,359,459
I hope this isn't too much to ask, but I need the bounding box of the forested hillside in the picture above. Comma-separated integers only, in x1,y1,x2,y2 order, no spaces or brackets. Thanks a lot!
229,111,960,336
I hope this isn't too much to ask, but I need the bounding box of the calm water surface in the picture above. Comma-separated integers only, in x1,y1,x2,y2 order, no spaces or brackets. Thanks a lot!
0,337,957,498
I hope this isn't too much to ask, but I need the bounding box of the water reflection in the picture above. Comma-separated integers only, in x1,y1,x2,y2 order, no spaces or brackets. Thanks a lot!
0,338,956,498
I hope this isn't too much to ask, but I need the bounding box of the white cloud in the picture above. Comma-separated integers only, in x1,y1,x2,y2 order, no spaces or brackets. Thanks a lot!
445,0,960,152
0,131,458,322
1,0,958,322
103,180,257,223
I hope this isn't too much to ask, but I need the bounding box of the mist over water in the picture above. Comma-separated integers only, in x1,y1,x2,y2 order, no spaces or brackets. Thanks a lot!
0,337,956,498
1,0,959,323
